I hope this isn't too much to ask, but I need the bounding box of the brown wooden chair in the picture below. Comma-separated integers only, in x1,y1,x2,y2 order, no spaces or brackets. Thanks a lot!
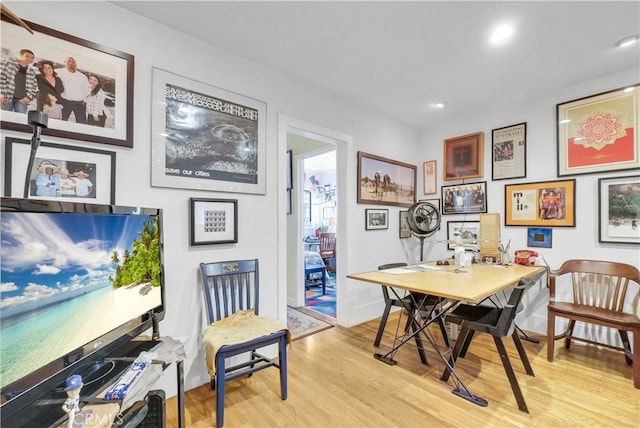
547,259,640,388
319,233,336,272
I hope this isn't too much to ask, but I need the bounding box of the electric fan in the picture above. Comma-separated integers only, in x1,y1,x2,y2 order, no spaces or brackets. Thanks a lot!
406,201,441,261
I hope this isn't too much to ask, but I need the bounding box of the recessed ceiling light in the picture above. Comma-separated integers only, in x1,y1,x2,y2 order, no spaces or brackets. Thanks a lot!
431,101,446,109
615,35,639,48
490,24,514,44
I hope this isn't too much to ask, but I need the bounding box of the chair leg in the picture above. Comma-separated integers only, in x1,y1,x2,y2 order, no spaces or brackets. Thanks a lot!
215,353,226,428
511,331,534,376
493,336,529,413
618,329,633,365
441,326,470,382
564,320,576,349
374,303,393,347
458,329,475,359
437,315,450,349
547,311,555,362
407,310,429,365
279,335,288,399
633,328,640,389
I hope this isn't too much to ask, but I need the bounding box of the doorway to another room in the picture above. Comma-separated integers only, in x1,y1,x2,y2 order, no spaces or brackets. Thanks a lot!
302,150,337,319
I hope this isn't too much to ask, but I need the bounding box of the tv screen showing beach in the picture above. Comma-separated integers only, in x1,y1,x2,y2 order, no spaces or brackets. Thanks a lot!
0,211,162,388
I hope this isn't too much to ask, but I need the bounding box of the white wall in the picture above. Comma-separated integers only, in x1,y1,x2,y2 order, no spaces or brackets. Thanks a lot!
2,1,419,395
417,69,640,341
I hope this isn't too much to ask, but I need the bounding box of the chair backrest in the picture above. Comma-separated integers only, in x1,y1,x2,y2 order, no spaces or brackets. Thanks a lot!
378,262,408,302
200,259,260,324
549,259,640,312
319,233,336,257
494,276,538,336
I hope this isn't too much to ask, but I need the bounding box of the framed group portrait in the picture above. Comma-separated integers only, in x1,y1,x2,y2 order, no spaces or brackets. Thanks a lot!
151,68,267,195
0,17,134,148
441,181,487,215
504,179,576,227
357,151,416,207
557,84,640,176
443,132,483,181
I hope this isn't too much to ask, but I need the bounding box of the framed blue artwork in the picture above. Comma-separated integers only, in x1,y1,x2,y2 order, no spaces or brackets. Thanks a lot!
527,228,552,248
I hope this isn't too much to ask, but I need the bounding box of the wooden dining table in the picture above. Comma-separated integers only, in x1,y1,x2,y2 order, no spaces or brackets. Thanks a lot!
347,262,547,407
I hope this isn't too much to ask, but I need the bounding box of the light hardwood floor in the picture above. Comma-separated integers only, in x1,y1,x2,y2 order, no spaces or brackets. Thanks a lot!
166,313,639,427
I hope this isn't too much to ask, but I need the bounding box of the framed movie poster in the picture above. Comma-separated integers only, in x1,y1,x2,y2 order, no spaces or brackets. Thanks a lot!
151,68,266,194
504,179,576,227
492,123,526,180
598,175,640,244
0,17,134,148
357,151,416,207
557,84,640,176
443,132,483,181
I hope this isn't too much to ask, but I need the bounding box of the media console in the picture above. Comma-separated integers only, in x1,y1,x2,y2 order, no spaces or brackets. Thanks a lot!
3,337,185,428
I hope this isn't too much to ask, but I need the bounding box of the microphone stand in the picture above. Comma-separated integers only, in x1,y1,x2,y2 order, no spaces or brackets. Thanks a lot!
23,110,48,198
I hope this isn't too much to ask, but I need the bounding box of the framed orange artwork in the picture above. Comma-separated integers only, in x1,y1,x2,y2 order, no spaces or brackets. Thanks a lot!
504,179,576,227
557,84,640,176
443,132,483,180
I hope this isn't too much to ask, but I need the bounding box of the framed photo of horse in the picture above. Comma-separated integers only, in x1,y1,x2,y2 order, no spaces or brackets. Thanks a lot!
356,151,416,207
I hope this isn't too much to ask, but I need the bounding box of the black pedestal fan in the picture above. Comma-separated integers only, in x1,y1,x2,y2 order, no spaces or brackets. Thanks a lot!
406,201,441,262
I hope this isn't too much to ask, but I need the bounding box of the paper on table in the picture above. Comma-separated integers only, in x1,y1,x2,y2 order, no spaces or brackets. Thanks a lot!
380,267,414,275
406,265,443,272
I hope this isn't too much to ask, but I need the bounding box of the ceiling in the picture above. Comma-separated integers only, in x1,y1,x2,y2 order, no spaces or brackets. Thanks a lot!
113,1,640,131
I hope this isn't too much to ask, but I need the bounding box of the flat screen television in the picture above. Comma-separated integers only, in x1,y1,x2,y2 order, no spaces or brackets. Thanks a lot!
0,197,165,423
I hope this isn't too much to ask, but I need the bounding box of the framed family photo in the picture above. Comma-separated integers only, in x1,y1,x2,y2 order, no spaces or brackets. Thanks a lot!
0,17,134,148
557,84,640,176
504,179,576,227
441,181,487,215
365,208,389,230
190,198,238,246
3,136,116,204
357,151,416,207
492,123,526,180
598,175,640,244
151,68,267,195
443,132,483,180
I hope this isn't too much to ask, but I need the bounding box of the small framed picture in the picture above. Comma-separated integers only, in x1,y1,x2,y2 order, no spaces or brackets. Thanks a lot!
190,198,238,246
423,160,437,195
447,221,479,251
527,228,553,248
399,211,411,239
443,132,483,181
365,208,389,230
598,175,640,244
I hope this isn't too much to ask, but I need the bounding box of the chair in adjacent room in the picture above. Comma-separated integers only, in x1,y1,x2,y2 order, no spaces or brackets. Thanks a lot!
318,232,337,272
440,275,541,413
374,263,448,366
547,259,640,388
200,259,290,428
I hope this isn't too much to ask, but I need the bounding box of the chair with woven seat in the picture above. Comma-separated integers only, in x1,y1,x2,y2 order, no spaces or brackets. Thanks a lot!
375,263,448,366
440,275,541,413
547,259,640,389
200,259,290,427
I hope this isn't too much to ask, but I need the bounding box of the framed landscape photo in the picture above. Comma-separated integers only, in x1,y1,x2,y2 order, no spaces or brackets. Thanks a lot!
1,17,134,148
399,211,411,239
598,175,640,244
441,181,487,215
365,208,389,230
504,179,576,227
492,123,526,180
151,68,266,194
557,84,640,176
357,151,416,207
443,132,483,180
447,220,479,251
190,198,238,245
4,137,115,204
423,160,437,194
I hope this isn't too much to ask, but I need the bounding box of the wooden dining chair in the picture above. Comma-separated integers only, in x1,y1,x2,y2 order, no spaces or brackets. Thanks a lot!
440,275,541,413
547,259,640,388
200,259,290,427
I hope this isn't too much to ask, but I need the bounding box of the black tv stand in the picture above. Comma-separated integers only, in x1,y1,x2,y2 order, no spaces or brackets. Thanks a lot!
3,337,184,428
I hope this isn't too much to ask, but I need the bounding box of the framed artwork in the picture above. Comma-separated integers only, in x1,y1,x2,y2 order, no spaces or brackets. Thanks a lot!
557,84,640,176
441,181,487,215
443,132,483,180
365,209,389,230
190,198,238,245
304,190,312,223
0,17,134,148
323,207,336,219
447,221,480,251
4,136,115,204
527,228,553,248
598,175,640,244
504,179,576,227
151,68,266,194
492,123,527,180
357,151,416,207
423,160,437,194
286,149,293,190
399,211,411,239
